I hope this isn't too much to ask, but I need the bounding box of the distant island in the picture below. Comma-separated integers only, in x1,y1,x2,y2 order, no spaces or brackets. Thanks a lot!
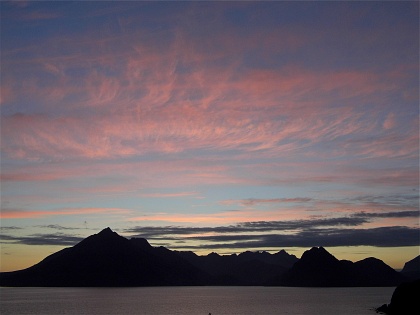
1,227,418,287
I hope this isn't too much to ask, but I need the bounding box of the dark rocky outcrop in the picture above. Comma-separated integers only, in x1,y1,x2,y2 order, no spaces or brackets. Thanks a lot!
376,279,420,314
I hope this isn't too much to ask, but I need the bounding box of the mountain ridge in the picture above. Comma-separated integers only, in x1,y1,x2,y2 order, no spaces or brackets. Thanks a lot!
0,228,412,287
279,246,404,287
400,255,420,280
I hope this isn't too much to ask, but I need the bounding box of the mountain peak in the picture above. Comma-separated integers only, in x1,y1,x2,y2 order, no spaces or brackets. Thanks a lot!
0,228,407,287
95,227,121,239
73,227,126,251
300,246,339,265
98,227,114,235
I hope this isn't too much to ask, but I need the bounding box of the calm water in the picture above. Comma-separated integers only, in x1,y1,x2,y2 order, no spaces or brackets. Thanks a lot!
0,286,393,315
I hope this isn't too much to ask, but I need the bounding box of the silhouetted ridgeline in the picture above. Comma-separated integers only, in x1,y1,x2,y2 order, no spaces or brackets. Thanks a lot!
279,246,404,287
0,228,416,287
400,255,420,280
0,228,209,286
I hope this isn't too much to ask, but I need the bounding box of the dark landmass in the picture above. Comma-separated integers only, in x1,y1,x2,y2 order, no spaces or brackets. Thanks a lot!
0,228,413,287
279,246,404,287
400,255,420,280
176,249,297,285
0,228,209,286
376,279,420,314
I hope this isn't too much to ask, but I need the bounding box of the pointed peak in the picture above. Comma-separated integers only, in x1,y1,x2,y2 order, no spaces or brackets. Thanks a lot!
73,227,125,249
97,227,117,236
99,227,114,234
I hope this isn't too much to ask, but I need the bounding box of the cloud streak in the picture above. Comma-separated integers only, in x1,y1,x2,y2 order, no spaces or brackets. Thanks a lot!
122,209,420,250
173,226,420,249
1,229,410,248
0,207,131,219
1,223,417,249
0,233,84,246
126,211,419,238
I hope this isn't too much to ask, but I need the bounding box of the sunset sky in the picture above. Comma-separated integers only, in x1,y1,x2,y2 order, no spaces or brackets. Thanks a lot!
1,1,419,272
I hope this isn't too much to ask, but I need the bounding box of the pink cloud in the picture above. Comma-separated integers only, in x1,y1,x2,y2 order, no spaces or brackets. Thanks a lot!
0,87,397,163
0,207,131,219
0,85,14,105
1,17,417,198
232,156,418,190
0,165,77,182
383,113,396,130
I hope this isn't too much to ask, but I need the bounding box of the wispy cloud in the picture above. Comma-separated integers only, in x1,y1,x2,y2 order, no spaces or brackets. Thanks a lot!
169,226,420,249
221,198,313,207
127,211,419,238
0,233,83,246
35,224,83,230
1,6,417,163
1,214,418,249
0,207,131,219
0,226,23,231
125,219,419,250
126,216,370,238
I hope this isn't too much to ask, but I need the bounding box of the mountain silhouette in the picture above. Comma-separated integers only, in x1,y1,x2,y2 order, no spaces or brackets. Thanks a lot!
279,246,404,287
400,255,420,280
0,227,209,286
0,229,408,287
176,249,298,285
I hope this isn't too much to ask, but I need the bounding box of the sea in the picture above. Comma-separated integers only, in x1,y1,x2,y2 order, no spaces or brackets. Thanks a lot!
0,286,393,315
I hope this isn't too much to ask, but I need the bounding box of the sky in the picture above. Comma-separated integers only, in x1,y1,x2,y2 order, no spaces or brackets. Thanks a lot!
0,1,419,272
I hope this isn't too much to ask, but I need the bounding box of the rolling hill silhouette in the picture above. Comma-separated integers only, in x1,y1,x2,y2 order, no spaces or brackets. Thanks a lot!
0,228,410,287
